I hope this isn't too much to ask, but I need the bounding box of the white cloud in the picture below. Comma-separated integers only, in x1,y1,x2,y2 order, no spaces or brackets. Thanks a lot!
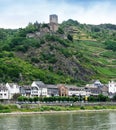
0,0,115,28
78,1,116,24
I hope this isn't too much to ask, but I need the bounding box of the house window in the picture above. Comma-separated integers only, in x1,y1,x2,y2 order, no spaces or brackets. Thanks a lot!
4,93,7,96
0,94,2,96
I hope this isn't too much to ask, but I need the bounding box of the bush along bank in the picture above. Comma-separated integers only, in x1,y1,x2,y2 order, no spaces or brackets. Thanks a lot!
17,94,110,103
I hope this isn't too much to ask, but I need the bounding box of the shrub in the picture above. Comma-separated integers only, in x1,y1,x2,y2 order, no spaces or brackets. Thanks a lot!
57,27,64,34
67,34,73,41
8,105,18,109
104,41,116,51
0,109,11,113
80,106,85,110
31,57,39,63
0,104,11,113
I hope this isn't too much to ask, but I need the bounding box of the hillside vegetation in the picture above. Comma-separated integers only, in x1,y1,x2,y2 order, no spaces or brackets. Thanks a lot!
0,20,116,85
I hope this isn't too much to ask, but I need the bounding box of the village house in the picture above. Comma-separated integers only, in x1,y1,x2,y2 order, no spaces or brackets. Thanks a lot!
58,84,68,96
66,85,78,96
85,80,103,96
46,84,59,97
6,83,20,99
31,81,47,97
65,85,87,96
94,80,103,88
108,81,116,94
85,86,101,96
20,85,31,97
0,84,8,100
100,85,108,96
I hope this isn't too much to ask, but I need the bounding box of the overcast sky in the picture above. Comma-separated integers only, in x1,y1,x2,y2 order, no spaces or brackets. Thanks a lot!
0,0,116,29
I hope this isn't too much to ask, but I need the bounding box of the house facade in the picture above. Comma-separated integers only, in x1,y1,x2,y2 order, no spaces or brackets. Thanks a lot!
66,85,87,96
58,84,68,96
100,85,108,96
94,80,103,87
84,80,105,96
6,83,20,99
46,85,59,97
108,81,116,94
20,85,31,97
31,81,47,97
0,84,8,99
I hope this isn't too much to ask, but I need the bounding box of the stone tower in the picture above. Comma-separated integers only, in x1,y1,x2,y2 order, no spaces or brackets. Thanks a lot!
49,14,58,32
50,14,58,24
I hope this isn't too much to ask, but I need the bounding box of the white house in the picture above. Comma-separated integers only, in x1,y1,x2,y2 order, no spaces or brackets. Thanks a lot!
0,84,9,99
31,81,47,97
6,83,20,99
85,80,103,96
66,85,87,96
108,81,116,94
86,80,103,88
94,80,103,87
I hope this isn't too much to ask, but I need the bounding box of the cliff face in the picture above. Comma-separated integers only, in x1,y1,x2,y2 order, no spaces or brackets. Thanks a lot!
17,36,94,82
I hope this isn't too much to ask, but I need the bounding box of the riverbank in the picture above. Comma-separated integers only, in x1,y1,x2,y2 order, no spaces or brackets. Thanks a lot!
1,103,116,115
1,109,116,116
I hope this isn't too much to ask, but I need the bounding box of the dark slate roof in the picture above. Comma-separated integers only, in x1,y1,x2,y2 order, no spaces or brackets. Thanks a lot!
7,83,19,88
65,85,85,91
34,81,45,88
46,85,58,89
0,84,8,91
22,85,31,89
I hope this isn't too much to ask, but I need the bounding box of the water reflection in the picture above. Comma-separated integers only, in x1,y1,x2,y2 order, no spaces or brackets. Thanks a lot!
0,111,116,130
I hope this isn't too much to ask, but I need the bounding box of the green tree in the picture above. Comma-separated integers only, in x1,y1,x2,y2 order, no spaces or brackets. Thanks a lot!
29,97,33,103
33,96,39,103
12,93,21,101
57,27,64,34
67,34,73,41
18,96,25,102
113,94,116,101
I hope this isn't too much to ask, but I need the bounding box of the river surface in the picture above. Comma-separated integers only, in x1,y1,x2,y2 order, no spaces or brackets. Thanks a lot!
0,111,116,130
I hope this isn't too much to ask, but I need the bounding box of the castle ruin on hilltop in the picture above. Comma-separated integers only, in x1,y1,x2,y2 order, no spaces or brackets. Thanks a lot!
27,14,59,38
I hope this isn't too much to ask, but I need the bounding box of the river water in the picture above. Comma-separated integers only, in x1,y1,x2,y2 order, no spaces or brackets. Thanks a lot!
0,111,116,130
